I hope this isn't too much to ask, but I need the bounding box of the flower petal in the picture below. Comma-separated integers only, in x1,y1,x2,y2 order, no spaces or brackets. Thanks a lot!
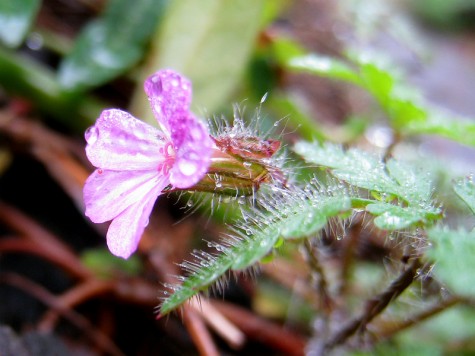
144,69,192,134
106,186,161,259
169,115,213,188
85,109,165,170
84,169,167,223
144,69,213,188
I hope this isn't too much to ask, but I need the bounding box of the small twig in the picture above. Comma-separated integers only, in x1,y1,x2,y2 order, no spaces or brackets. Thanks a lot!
324,258,422,351
147,250,221,356
377,295,461,339
38,279,115,331
0,272,124,356
189,297,246,349
304,239,334,313
212,300,307,356
183,304,220,356
0,238,91,280
0,202,93,280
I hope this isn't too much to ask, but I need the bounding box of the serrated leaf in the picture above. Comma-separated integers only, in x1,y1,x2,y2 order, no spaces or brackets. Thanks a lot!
58,0,166,91
368,203,430,230
453,176,475,215
0,0,40,48
428,227,475,298
294,142,442,229
160,185,353,315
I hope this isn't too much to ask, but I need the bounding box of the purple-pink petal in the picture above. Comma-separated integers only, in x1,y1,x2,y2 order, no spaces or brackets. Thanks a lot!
168,115,213,188
84,169,166,223
144,70,192,134
85,109,166,171
144,69,213,188
106,183,163,259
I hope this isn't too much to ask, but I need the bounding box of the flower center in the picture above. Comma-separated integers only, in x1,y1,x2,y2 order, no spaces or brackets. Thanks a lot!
158,142,175,175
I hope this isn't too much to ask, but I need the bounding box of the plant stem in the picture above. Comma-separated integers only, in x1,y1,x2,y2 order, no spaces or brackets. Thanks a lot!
304,239,334,313
377,295,461,339
324,258,422,351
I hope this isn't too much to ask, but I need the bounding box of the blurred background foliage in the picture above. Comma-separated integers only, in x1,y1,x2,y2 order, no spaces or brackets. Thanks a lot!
1,0,475,355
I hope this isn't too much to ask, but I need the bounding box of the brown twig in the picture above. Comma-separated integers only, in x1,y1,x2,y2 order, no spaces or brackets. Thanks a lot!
324,258,422,351
212,300,307,356
182,304,220,356
0,272,124,356
0,201,93,280
189,297,246,349
38,278,115,332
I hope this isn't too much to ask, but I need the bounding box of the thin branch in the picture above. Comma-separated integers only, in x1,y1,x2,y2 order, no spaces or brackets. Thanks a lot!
324,258,422,351
0,272,124,356
38,279,115,332
183,304,220,356
189,297,246,350
0,202,92,280
212,300,307,356
377,295,461,339
304,239,334,313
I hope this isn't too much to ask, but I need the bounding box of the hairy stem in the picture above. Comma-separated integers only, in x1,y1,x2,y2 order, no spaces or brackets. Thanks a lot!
304,239,334,314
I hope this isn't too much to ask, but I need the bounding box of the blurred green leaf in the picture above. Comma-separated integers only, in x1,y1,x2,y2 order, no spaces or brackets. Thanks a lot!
428,227,475,298
81,248,143,279
0,0,40,48
454,176,475,215
0,46,102,131
132,0,267,124
287,50,475,147
288,53,361,84
58,0,167,91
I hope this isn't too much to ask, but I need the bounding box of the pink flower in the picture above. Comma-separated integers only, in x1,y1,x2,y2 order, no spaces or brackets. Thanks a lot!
83,70,213,259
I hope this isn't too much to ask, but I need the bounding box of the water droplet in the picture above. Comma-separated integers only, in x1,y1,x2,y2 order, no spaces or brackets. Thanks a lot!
215,181,222,188
243,161,252,168
245,229,252,235
336,235,343,241
187,201,193,207
189,128,202,140
178,161,198,176
85,126,99,144
97,169,103,175
238,196,246,205
260,92,268,103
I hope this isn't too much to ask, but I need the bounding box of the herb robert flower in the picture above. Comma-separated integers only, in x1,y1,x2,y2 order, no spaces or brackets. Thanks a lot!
83,70,213,258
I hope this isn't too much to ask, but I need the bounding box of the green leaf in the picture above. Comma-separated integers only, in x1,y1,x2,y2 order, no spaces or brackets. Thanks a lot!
368,203,434,230
288,50,475,147
58,0,167,91
453,176,475,215
81,248,142,279
0,46,102,131
294,142,442,229
428,227,475,298
159,184,352,315
287,53,361,85
0,0,40,48
132,0,266,124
